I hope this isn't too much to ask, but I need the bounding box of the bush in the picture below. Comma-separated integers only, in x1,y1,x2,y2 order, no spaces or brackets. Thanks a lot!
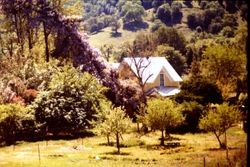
32,65,107,135
0,104,33,145
221,26,234,37
174,77,223,105
120,138,145,147
171,3,183,24
208,22,223,34
172,101,204,133
187,13,198,30
156,4,172,25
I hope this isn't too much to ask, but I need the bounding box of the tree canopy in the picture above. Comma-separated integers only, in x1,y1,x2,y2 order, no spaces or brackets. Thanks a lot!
199,103,242,149
145,98,184,146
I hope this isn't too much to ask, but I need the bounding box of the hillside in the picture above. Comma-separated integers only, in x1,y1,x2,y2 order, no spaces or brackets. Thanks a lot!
87,1,203,51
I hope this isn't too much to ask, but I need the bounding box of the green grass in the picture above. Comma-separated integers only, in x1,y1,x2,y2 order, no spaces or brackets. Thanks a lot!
0,125,246,167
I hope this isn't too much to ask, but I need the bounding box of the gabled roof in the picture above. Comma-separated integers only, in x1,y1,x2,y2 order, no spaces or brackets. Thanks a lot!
123,57,182,83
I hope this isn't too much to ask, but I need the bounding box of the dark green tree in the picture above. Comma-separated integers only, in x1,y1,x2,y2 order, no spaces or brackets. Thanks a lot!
155,26,187,54
175,77,223,105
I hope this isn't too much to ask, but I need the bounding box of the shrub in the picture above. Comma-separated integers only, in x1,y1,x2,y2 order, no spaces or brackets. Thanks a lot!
174,77,223,105
32,65,107,135
120,138,145,147
209,22,223,34
0,104,32,145
221,26,234,37
156,4,172,25
187,13,199,30
172,101,204,133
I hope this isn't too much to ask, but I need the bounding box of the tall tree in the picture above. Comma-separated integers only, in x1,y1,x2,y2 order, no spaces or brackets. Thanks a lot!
201,44,246,98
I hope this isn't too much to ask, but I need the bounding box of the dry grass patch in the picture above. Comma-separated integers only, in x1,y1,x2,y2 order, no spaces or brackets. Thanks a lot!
0,126,246,167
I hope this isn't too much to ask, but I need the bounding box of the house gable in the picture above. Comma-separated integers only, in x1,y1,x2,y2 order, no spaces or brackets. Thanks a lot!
116,57,182,96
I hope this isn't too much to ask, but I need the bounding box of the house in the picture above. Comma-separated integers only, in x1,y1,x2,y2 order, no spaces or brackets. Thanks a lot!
112,57,183,97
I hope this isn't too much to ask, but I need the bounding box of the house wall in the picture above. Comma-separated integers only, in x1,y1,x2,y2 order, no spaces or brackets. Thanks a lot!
144,69,180,92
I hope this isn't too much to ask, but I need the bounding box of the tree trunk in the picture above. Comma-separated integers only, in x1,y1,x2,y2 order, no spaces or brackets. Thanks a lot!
116,132,120,154
224,129,229,159
137,122,140,132
214,131,224,149
160,130,165,146
107,134,110,146
43,21,50,62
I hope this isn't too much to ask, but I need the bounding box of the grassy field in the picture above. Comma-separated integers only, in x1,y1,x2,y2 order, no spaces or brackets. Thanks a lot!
0,125,246,167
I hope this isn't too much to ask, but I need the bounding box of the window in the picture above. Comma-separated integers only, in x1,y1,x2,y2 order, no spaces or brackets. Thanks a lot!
160,73,164,87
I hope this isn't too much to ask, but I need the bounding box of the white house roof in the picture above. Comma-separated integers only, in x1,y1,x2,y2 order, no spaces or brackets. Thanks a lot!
123,57,182,83
110,63,120,70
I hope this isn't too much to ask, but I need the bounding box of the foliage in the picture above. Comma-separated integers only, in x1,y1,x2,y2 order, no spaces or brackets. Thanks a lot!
121,1,145,25
154,44,187,75
156,3,182,26
177,101,204,133
32,65,107,135
155,26,187,54
156,4,172,26
93,106,132,153
110,17,121,34
175,77,223,105
120,138,145,147
187,13,201,30
220,26,234,38
145,98,184,146
201,44,246,97
0,104,32,145
199,103,242,148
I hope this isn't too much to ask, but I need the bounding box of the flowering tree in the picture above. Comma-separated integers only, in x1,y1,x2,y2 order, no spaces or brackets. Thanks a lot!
0,0,137,110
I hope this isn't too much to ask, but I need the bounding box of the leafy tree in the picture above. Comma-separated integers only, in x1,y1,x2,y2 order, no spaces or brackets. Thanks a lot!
93,107,131,153
131,31,157,57
199,103,242,149
220,26,234,37
156,4,172,25
100,44,113,62
121,1,145,25
0,104,32,145
187,13,200,30
178,101,204,133
155,26,187,54
145,98,184,146
110,17,121,34
175,77,223,105
171,2,183,24
201,44,246,98
32,65,107,135
141,0,153,9
154,44,187,76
